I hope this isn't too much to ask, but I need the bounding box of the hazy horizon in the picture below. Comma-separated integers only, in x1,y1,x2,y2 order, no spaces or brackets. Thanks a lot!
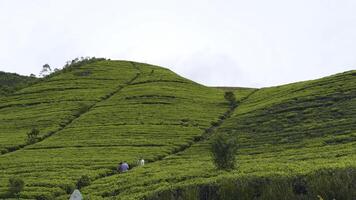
1,0,355,88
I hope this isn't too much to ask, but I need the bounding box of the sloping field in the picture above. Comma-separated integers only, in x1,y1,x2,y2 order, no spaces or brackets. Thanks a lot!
0,60,138,153
0,60,228,199
0,71,37,96
82,71,356,200
0,60,355,200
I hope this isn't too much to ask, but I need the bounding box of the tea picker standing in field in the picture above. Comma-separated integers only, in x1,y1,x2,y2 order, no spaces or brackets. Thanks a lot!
118,161,129,173
69,189,83,200
137,158,145,166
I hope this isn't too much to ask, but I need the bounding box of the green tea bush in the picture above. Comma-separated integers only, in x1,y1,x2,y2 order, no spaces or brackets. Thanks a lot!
61,183,75,194
35,193,53,200
224,91,237,107
8,177,24,198
210,132,238,170
76,175,91,189
73,103,91,117
26,128,40,144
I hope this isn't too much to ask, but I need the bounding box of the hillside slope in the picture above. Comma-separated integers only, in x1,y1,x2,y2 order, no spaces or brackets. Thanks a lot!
0,60,229,199
0,61,355,200
82,71,356,200
0,71,37,96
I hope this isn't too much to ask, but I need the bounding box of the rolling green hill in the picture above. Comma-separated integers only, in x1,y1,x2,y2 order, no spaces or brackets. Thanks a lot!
0,71,37,96
0,60,228,199
0,60,355,200
83,71,356,200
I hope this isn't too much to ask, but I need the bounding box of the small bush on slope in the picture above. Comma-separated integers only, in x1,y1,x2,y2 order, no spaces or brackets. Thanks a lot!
211,132,238,170
76,175,91,189
26,128,40,144
8,177,24,198
224,91,237,107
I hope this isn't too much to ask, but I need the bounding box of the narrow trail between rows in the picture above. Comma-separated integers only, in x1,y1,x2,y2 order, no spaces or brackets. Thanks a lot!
1,62,142,156
83,88,259,198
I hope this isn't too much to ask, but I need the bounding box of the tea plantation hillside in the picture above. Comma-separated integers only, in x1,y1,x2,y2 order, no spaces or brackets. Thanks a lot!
0,60,229,199
0,71,37,96
0,60,355,200
81,71,356,200
0,60,139,153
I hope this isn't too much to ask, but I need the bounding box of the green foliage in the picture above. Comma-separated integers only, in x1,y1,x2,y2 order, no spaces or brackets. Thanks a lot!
0,60,354,200
61,57,106,73
26,128,40,144
76,175,91,189
60,183,75,194
0,71,37,96
73,103,91,117
40,57,106,80
35,193,53,200
8,177,24,198
145,168,356,200
40,64,52,77
211,133,238,170
224,91,237,107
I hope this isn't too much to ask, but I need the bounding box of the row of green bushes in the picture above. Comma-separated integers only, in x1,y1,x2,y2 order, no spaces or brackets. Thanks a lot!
0,102,92,155
1,175,91,199
145,167,355,200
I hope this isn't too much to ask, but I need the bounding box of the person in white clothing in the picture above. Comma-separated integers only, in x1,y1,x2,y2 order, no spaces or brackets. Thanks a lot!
69,189,83,200
137,158,145,166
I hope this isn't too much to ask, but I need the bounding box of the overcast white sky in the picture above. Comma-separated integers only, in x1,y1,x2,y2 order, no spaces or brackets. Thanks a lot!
0,0,355,87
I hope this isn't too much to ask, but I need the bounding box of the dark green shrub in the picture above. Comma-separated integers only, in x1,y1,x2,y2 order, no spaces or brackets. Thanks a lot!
1,148,8,154
0,71,37,96
35,193,52,200
292,177,308,195
8,177,24,197
199,185,219,200
76,175,91,189
74,70,92,77
211,121,219,127
61,183,75,194
73,103,90,117
210,133,238,170
224,91,237,107
5,145,21,153
26,128,40,144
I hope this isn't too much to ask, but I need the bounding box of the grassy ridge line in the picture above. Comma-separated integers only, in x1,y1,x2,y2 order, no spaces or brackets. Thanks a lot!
0,71,38,96
83,89,258,198
1,63,141,156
